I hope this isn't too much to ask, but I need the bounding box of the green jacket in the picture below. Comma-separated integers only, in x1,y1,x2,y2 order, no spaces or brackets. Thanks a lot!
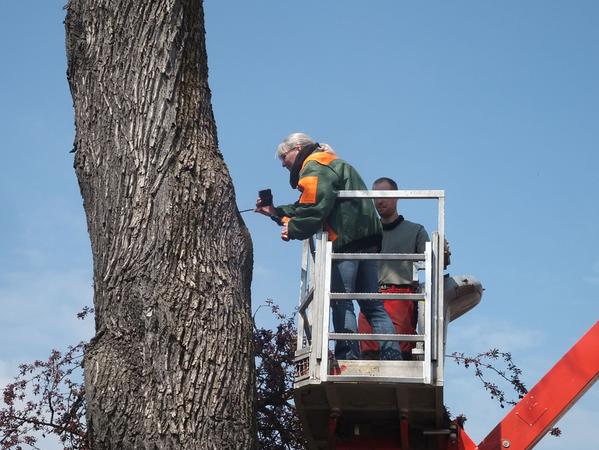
275,151,382,252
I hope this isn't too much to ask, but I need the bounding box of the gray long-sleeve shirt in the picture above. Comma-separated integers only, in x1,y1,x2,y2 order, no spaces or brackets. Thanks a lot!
379,216,429,286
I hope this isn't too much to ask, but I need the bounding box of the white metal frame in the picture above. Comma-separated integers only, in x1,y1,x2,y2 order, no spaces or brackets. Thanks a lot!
294,189,445,387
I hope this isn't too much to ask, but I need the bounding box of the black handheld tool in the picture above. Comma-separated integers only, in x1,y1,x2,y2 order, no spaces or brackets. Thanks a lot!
239,188,274,213
258,189,273,207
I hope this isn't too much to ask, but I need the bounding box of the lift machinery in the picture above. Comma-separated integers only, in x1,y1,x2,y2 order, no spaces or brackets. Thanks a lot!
292,189,599,450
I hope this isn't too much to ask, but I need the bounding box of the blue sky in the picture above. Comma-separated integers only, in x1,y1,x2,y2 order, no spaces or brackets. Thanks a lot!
1,1,598,448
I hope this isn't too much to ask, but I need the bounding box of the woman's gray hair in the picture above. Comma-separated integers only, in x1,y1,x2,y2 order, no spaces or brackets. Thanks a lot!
276,132,337,158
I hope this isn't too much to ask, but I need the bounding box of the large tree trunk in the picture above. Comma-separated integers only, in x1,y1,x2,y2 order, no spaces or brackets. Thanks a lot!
64,1,255,448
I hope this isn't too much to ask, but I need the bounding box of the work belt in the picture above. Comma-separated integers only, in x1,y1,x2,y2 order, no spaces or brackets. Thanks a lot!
379,283,415,290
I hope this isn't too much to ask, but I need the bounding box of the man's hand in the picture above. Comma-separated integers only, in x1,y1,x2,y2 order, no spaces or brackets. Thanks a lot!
281,223,290,241
444,238,451,269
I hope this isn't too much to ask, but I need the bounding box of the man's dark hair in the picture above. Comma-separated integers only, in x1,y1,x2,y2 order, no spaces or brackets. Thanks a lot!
373,177,398,189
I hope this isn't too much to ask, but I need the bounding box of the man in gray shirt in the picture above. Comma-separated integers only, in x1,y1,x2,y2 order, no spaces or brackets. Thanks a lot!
358,177,429,359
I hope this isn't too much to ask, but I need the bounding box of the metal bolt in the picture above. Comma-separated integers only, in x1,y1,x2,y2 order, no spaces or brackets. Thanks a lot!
502,439,510,448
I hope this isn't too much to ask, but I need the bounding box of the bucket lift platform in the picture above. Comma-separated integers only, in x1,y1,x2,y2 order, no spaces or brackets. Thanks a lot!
294,190,450,449
293,189,599,449
294,363,445,449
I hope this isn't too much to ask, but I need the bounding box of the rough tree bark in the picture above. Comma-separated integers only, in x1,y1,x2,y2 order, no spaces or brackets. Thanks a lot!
64,1,255,448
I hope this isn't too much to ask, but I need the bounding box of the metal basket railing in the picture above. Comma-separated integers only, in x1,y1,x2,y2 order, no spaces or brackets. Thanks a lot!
294,190,446,387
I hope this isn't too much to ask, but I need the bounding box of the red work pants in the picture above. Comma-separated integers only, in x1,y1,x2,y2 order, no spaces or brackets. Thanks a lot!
357,285,416,356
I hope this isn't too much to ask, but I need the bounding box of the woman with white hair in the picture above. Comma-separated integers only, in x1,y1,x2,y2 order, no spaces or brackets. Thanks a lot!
256,132,401,361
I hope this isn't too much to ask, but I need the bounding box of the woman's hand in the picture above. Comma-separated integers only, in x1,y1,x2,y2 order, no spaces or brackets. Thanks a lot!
281,223,290,241
254,197,276,217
